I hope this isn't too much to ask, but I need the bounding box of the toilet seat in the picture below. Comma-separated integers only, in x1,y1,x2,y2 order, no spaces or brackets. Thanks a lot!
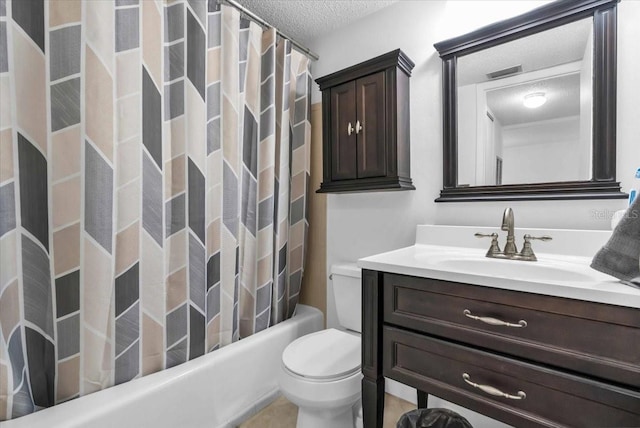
282,328,361,381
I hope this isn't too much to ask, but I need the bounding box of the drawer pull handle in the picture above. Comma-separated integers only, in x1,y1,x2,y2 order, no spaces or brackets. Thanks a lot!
463,309,527,328
462,373,526,400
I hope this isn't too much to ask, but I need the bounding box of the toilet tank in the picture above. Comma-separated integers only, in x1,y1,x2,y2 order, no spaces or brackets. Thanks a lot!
331,263,362,333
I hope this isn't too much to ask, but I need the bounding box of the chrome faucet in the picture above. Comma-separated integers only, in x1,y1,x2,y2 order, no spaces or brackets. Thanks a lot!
475,208,552,261
501,207,517,256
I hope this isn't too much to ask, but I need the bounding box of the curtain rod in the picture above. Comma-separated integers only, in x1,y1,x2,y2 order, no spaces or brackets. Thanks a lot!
217,0,320,61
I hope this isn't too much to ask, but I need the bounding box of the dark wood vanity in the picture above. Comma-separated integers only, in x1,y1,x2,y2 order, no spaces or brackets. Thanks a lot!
362,270,640,427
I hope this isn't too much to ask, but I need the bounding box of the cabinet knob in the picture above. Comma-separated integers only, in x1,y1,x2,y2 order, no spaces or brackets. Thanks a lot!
355,120,363,134
347,122,354,136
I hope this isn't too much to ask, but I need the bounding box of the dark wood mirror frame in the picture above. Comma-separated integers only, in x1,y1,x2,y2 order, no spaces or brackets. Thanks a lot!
434,0,626,202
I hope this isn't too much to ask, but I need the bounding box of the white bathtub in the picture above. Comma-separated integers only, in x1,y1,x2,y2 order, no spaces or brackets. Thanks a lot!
3,305,323,428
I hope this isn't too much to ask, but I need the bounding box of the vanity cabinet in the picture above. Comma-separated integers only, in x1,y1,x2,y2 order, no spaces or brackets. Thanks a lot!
362,270,640,428
316,50,415,193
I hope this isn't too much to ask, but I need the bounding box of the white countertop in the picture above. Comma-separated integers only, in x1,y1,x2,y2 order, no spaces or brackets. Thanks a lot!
357,226,640,309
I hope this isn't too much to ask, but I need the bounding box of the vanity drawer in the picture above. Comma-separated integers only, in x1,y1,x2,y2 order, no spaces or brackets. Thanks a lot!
383,273,640,387
383,327,640,428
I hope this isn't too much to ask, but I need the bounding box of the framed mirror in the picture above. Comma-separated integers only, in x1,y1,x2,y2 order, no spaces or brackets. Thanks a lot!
434,0,626,202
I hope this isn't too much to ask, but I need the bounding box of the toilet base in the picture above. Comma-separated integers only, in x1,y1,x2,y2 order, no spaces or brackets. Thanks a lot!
296,404,356,428
279,370,362,428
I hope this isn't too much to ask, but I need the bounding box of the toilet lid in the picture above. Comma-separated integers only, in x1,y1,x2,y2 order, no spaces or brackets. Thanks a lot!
282,329,361,380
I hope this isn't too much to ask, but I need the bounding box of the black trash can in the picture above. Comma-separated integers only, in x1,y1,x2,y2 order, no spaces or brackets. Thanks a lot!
396,408,473,428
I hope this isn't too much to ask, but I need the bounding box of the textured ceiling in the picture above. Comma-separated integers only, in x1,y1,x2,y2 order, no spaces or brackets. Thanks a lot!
457,17,592,87
487,72,581,127
233,0,399,46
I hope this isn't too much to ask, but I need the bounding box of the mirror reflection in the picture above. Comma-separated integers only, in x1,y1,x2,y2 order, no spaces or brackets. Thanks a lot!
457,18,593,187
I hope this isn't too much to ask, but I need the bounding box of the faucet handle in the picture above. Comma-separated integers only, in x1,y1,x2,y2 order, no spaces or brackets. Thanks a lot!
519,234,552,261
524,234,552,242
474,232,498,238
475,233,501,257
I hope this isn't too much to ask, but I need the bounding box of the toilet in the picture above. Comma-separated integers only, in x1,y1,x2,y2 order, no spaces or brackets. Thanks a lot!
278,263,363,428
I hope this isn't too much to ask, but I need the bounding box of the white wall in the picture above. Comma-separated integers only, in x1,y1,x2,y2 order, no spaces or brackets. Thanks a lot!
502,116,581,183
308,1,640,425
579,25,594,179
457,84,477,186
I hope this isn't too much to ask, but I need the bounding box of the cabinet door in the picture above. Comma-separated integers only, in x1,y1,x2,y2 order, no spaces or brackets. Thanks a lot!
356,72,386,178
330,81,357,181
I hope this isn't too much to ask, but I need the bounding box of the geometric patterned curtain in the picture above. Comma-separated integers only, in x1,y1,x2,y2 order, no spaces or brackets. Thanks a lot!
0,0,311,421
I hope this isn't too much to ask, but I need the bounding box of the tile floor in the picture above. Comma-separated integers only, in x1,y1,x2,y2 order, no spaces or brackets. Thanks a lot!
239,393,416,428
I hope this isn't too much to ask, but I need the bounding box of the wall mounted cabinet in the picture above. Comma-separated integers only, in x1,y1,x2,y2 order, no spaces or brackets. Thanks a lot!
316,50,415,193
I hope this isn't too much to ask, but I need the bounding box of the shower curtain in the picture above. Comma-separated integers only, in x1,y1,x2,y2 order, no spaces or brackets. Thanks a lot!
0,0,311,420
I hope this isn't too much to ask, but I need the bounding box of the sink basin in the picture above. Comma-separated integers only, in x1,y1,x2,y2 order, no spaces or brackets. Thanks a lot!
359,226,640,309
415,251,613,284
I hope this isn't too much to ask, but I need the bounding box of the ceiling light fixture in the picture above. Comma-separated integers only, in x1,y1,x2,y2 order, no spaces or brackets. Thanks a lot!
523,92,547,109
